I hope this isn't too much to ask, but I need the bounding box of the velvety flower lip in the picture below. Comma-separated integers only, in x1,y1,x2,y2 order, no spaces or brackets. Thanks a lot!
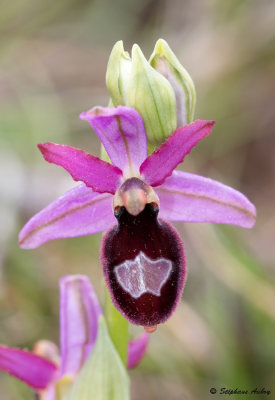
0,275,148,397
101,204,187,327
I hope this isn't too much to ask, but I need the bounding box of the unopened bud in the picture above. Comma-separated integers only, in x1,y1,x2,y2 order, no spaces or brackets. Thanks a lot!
106,41,177,146
106,41,131,106
149,39,196,127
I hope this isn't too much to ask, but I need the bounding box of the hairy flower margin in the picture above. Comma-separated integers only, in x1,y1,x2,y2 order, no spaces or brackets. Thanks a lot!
0,275,148,399
18,105,256,329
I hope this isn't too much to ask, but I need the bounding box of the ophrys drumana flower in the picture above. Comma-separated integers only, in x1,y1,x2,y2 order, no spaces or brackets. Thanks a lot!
19,106,256,330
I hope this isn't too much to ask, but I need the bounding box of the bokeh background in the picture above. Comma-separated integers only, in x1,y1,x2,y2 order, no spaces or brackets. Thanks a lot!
1,0,275,399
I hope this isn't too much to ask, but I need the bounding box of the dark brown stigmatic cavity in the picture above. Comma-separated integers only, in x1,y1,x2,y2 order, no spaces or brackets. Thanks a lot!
101,203,186,327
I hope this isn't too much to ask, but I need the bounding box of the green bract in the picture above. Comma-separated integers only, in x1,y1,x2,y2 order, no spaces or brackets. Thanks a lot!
68,317,130,400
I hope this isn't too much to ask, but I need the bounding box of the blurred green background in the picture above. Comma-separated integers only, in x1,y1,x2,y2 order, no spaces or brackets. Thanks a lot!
0,0,275,399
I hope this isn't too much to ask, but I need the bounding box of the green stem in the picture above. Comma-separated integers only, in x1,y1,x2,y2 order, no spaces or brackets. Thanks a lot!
104,284,129,366
100,143,129,366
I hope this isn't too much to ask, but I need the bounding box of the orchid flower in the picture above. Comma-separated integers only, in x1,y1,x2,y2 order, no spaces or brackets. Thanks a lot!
0,275,148,399
19,106,256,331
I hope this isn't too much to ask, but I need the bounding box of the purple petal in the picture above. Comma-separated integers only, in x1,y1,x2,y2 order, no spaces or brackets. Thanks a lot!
19,184,115,249
127,333,149,369
59,275,103,376
156,171,256,228
0,345,57,389
80,106,147,175
42,384,56,400
140,120,215,186
38,142,122,194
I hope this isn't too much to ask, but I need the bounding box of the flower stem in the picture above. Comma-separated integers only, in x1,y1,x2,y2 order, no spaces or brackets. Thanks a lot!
104,284,129,366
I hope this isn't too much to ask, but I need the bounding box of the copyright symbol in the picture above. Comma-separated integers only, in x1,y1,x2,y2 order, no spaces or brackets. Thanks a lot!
210,388,217,394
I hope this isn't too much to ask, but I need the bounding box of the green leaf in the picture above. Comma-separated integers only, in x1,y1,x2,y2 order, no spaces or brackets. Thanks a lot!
68,316,130,400
104,284,129,366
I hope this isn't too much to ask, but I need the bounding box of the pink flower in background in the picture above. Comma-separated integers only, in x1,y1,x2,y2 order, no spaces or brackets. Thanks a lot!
0,275,148,399
18,106,256,330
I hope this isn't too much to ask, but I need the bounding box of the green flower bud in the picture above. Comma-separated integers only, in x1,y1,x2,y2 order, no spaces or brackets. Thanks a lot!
106,41,132,106
149,39,196,127
128,44,177,145
106,41,177,146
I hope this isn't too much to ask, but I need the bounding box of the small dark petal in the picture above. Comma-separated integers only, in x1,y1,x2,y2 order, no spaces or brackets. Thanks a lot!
101,204,186,327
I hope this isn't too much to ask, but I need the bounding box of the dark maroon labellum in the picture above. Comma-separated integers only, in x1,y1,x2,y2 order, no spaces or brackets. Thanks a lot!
101,203,186,327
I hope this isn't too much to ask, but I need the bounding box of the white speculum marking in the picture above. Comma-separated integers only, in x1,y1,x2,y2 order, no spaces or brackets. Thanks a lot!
114,251,172,298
